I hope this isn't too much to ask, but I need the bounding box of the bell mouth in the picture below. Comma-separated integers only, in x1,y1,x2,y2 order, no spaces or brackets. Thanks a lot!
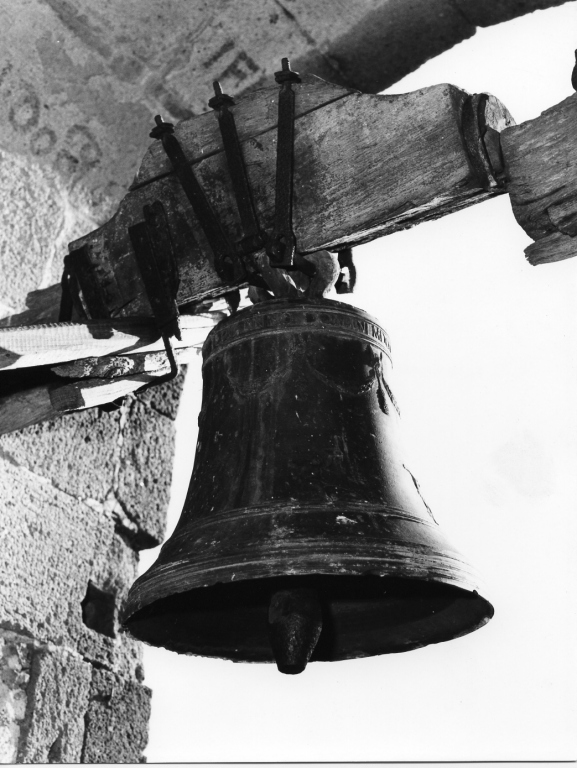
122,574,493,663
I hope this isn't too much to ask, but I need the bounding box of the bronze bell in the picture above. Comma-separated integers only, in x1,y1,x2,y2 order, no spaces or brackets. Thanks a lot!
122,298,493,673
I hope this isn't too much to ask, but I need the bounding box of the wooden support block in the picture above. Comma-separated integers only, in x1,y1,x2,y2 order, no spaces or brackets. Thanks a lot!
0,343,201,436
524,230,577,266
0,374,165,437
49,375,164,412
501,92,577,265
66,76,513,318
52,345,199,380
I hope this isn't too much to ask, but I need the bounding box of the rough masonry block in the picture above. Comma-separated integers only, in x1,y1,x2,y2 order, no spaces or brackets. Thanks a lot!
0,635,32,763
0,460,141,678
82,667,151,764
0,634,151,763
0,376,183,549
0,406,121,503
115,396,178,549
17,647,92,764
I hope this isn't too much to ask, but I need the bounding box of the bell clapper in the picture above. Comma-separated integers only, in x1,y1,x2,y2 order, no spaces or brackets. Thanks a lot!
268,588,323,675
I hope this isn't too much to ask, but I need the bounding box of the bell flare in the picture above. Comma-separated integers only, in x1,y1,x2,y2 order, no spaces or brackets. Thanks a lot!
121,298,494,665
123,573,492,663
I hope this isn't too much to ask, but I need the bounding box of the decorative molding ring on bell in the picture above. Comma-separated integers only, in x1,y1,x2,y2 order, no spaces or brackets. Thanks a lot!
203,298,392,363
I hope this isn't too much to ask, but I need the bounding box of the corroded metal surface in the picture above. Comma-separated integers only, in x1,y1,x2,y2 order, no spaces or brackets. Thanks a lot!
122,298,493,664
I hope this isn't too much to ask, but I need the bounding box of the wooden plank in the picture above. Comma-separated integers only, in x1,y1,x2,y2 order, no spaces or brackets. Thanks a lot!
67,78,513,318
0,313,219,371
0,384,58,435
0,375,160,437
49,375,165,412
524,230,577,266
0,344,201,436
132,75,356,188
52,345,199,380
501,92,577,265
67,75,356,319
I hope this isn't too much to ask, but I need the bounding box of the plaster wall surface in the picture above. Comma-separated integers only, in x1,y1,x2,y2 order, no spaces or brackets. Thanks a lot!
0,0,572,762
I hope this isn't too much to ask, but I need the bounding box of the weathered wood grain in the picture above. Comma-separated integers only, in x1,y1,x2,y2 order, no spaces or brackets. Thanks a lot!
0,373,165,436
52,345,199,380
523,230,577,266
501,92,577,265
68,78,513,319
0,314,218,371
0,342,202,436
67,76,357,319
0,384,58,435
133,75,356,188
49,375,164,412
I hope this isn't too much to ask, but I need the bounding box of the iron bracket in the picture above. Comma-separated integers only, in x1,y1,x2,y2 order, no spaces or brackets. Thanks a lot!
128,200,181,382
265,58,314,275
59,253,84,321
59,245,109,321
150,115,245,285
334,247,357,294
209,81,266,257
462,93,506,192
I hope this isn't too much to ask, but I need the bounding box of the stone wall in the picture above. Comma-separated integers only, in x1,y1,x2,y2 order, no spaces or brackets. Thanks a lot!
0,374,183,763
0,0,571,762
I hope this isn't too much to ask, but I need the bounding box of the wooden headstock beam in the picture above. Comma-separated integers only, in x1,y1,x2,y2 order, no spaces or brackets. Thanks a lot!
3,77,577,436
62,76,514,320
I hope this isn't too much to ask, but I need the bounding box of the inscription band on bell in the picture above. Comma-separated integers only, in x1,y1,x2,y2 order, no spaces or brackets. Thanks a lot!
204,300,393,363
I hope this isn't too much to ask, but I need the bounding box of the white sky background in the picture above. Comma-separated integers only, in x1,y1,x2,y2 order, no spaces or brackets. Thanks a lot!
138,4,577,762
